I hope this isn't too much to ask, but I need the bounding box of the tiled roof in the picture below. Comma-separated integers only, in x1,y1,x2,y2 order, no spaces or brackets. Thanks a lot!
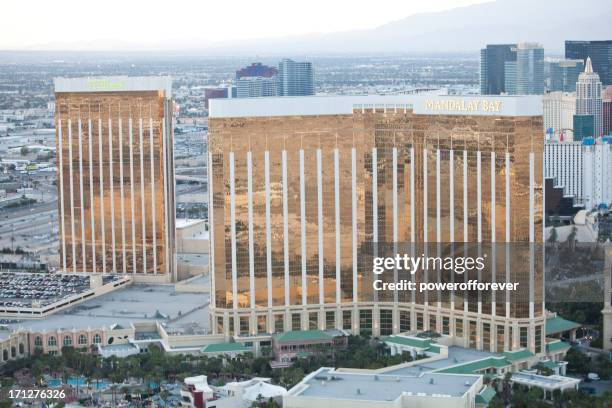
274,330,332,343
383,335,432,349
438,357,511,374
503,349,535,362
546,316,581,336
475,385,497,404
546,340,571,354
201,342,250,353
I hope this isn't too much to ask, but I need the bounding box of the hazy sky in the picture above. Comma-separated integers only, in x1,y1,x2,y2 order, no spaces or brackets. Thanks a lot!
2,0,489,49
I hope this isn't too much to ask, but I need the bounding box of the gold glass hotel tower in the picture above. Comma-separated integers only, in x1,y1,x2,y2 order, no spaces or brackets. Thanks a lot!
208,94,544,354
54,77,176,282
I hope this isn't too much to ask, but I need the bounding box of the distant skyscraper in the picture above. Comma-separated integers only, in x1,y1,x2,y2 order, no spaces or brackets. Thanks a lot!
573,115,595,141
504,61,517,95
236,77,278,98
236,63,278,79
515,43,544,95
480,44,516,95
204,87,229,110
278,59,314,96
603,86,612,136
543,92,576,140
54,77,176,281
565,40,612,85
548,59,584,92
576,57,603,137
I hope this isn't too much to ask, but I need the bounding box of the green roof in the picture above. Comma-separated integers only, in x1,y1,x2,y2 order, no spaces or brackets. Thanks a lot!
201,342,250,353
426,344,442,354
274,330,332,343
475,386,496,404
535,360,557,370
503,349,534,362
438,357,510,374
546,316,581,336
383,335,432,349
546,340,571,354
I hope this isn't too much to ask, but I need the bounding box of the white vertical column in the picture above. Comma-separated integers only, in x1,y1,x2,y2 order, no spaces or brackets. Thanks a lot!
392,147,398,242
436,149,441,241
88,120,96,273
529,152,535,319
300,149,307,305
477,150,482,243
372,148,378,242
463,151,468,243
410,147,415,242
505,152,511,319
423,148,428,242
119,119,126,274
149,118,157,273
450,150,454,241
139,119,147,273
317,149,324,305
491,152,496,241
392,147,398,304
78,119,86,271
265,151,273,308
98,119,106,274
128,118,136,273
109,118,116,272
491,151,496,316
208,151,215,308
282,150,289,306
352,148,358,303
58,120,67,271
247,151,255,309
229,152,238,310
334,149,341,304
161,118,170,276
68,120,77,273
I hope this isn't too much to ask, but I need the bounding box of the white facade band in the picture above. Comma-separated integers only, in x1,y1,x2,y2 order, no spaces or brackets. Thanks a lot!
372,148,378,243
87,120,96,273
423,148,428,242
477,150,482,243
265,151,273,308
139,119,147,273
436,149,441,242
410,147,415,242
109,118,116,272
463,151,468,243
149,118,157,273
128,118,136,273
300,149,307,305
58,120,67,271
78,119,86,270
317,149,324,304
229,152,238,309
491,151,496,243
118,119,127,274
67,119,76,273
161,118,169,275
98,119,106,274
449,150,454,241
334,148,341,304
247,151,255,309
351,148,358,302
208,151,215,308
282,150,289,306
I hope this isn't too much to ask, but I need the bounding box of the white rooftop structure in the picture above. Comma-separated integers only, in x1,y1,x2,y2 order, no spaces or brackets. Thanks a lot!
54,76,172,95
184,375,214,394
210,94,543,118
243,381,288,402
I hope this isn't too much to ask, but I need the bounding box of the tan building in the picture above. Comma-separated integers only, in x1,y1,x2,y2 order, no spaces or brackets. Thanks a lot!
54,77,176,282
208,94,545,354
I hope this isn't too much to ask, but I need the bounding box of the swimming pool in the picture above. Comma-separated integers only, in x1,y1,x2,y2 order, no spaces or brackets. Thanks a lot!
48,377,111,390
